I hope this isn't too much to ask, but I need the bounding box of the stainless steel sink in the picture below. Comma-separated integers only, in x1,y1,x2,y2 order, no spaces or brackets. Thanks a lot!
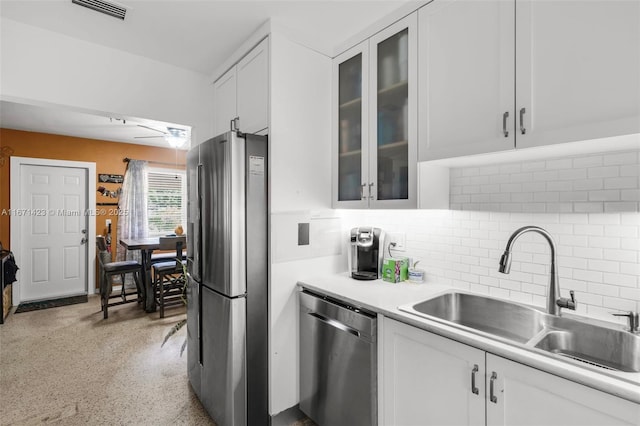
532,317,640,373
409,292,546,343
402,291,640,373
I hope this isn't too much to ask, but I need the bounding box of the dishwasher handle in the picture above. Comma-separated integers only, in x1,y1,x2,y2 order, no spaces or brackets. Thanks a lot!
308,311,361,338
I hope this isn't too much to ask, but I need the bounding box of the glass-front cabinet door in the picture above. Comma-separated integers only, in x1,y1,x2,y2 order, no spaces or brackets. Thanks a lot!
369,14,417,208
333,14,417,208
333,41,369,208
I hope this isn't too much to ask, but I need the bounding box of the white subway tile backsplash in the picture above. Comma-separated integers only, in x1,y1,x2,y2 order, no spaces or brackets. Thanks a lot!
605,202,639,212
602,272,638,288
621,237,640,250
573,155,603,168
588,259,620,273
574,179,604,191
620,165,640,177
533,170,559,181
588,190,620,202
621,189,640,201
489,287,511,299
588,166,619,179
499,164,522,174
620,261,640,276
604,176,638,189
588,236,620,249
574,202,604,213
573,269,603,283
602,297,636,312
620,288,640,301
587,282,620,297
603,152,638,166
335,150,639,326
546,158,573,169
574,224,604,236
522,161,547,172
603,248,637,263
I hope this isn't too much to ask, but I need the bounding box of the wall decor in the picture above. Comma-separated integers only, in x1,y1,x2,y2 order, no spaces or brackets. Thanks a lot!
98,174,124,183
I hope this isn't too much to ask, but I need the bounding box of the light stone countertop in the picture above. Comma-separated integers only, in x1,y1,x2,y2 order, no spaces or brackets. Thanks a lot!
297,273,640,404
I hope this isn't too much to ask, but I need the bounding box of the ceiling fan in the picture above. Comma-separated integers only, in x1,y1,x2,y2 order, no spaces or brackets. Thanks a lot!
135,124,188,147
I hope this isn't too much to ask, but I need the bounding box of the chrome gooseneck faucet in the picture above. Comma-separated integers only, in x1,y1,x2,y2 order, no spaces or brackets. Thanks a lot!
498,226,576,316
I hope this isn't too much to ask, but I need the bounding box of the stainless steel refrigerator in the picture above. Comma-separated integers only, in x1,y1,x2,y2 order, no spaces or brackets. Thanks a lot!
186,131,269,426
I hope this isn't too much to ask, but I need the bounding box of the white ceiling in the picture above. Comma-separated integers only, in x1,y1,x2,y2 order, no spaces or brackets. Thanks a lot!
0,100,192,148
0,0,410,148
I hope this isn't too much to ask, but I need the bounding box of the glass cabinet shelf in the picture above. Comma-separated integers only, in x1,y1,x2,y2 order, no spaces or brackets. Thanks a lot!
339,97,362,109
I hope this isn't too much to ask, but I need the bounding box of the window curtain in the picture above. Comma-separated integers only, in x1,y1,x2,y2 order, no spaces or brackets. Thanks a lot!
116,160,149,271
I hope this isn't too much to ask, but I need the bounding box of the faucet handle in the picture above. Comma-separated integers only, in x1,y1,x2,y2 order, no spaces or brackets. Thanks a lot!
612,311,639,333
556,290,577,311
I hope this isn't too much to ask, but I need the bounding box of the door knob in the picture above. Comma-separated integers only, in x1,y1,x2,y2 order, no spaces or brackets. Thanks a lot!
80,237,88,245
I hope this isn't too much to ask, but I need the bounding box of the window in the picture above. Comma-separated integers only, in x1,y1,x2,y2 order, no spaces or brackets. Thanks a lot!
146,168,186,236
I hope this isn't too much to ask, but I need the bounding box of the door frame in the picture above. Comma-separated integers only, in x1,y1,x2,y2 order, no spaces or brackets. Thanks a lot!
10,156,96,305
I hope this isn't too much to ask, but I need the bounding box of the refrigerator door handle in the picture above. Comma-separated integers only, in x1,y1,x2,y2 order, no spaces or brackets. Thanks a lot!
196,163,203,280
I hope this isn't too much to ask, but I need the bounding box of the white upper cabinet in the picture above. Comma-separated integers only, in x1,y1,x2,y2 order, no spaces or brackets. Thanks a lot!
419,0,515,160
213,67,237,136
212,38,269,137
333,14,418,208
237,38,269,135
419,0,640,161
515,0,640,149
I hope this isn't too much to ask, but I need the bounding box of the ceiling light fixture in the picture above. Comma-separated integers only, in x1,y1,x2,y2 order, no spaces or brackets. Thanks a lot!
164,127,188,148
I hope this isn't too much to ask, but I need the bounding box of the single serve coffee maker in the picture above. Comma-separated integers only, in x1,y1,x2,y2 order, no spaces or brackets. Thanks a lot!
349,227,386,280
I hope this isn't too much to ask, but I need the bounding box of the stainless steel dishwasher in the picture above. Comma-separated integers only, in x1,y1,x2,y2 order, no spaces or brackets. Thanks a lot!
299,289,377,426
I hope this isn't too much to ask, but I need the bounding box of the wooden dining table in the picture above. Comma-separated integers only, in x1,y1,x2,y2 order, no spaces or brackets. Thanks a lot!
119,237,162,312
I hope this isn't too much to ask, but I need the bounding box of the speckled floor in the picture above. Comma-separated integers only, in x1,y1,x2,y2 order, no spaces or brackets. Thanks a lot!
0,295,211,425
0,295,316,426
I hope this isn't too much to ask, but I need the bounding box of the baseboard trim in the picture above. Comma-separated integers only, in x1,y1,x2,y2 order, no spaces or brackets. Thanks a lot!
271,404,307,426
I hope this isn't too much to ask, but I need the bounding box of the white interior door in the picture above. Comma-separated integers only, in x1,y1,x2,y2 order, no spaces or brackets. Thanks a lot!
19,164,88,301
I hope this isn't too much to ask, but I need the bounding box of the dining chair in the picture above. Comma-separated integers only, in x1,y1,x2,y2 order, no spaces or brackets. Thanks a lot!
149,243,186,266
96,236,144,319
152,236,187,318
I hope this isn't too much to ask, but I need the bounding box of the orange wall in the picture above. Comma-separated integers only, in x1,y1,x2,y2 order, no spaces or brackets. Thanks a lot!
0,128,186,260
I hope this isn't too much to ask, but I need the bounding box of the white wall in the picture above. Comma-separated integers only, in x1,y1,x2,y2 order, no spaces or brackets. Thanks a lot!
267,31,335,415
337,147,640,324
0,18,215,144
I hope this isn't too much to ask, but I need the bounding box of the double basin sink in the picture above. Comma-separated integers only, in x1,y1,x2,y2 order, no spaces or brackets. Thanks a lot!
400,292,640,373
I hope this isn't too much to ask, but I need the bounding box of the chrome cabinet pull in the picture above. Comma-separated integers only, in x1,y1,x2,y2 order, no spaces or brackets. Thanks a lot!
368,182,375,200
502,111,509,138
519,108,526,134
230,116,240,132
471,364,479,395
490,372,498,403
360,183,366,200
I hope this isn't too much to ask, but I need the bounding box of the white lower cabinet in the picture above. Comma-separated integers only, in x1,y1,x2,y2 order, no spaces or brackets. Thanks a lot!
382,317,640,426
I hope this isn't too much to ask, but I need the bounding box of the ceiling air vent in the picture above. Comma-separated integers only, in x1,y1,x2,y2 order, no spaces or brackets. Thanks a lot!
72,0,127,20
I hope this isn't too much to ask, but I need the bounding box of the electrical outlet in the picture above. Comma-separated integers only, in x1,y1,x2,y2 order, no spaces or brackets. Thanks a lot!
388,232,406,252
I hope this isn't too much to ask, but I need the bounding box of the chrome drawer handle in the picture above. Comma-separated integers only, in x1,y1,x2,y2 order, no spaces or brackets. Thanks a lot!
502,111,509,138
519,108,526,135
490,371,498,403
471,364,479,395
